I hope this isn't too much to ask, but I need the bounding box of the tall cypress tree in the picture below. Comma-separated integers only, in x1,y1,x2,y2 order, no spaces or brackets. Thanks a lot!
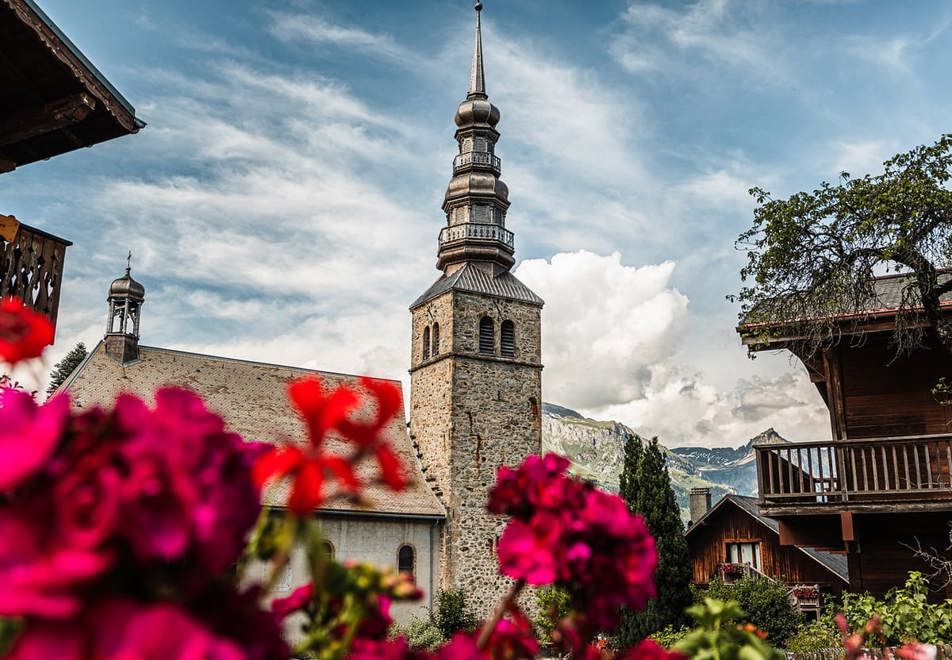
46,342,87,398
616,436,693,644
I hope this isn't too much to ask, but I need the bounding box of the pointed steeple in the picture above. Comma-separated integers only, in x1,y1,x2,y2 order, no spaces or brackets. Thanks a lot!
468,2,486,100
437,1,513,275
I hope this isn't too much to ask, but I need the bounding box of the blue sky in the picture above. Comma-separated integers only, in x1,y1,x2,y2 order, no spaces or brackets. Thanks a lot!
5,0,952,447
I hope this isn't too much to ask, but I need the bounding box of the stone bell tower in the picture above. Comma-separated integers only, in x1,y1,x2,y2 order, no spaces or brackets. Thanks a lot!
104,253,145,365
409,1,543,614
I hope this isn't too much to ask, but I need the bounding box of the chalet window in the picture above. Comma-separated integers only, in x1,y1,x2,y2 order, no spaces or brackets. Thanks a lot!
432,322,440,356
398,544,415,578
422,326,431,360
726,542,761,571
479,317,495,355
501,320,515,358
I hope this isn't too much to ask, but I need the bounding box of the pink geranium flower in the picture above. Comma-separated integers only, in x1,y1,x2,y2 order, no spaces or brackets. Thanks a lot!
0,389,69,492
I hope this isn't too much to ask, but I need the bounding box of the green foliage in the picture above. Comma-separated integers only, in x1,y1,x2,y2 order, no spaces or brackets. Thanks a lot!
784,620,840,654
674,598,782,660
735,134,952,358
433,588,477,640
698,576,802,647
392,617,444,651
534,586,571,643
616,437,694,644
649,624,691,649
838,571,952,645
0,618,22,657
46,342,87,397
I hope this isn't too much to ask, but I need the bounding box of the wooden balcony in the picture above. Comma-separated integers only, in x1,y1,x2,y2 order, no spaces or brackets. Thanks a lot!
755,435,952,515
0,215,71,334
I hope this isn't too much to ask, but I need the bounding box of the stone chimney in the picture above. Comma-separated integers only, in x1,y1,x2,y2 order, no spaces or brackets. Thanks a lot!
689,487,712,525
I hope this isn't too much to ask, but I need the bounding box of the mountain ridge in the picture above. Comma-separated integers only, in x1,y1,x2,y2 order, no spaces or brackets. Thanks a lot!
540,403,787,520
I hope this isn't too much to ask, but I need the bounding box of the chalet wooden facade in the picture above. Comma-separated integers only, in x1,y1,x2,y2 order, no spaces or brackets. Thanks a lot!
686,494,847,616
1,0,141,336
740,273,952,597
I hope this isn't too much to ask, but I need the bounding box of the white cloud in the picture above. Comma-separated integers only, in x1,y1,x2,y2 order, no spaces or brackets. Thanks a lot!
269,12,414,63
829,140,897,177
516,251,688,408
609,0,782,80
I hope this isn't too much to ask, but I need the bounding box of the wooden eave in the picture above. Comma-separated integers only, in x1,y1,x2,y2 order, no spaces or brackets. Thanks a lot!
0,0,142,170
737,301,952,350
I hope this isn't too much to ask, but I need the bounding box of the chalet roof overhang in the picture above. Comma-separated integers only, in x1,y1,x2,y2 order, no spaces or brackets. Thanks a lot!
736,272,952,352
0,0,143,172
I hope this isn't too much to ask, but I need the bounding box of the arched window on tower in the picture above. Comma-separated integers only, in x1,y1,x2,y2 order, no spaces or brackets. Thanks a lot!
501,320,516,358
432,322,440,356
321,541,334,561
479,317,495,355
398,544,415,579
422,326,431,360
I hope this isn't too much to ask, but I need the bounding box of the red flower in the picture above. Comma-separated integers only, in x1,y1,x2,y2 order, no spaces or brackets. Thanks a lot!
0,389,69,492
0,296,54,365
338,377,407,490
254,377,360,513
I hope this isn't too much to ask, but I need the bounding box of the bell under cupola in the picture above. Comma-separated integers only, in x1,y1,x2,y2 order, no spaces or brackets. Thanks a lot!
437,0,513,275
104,253,145,364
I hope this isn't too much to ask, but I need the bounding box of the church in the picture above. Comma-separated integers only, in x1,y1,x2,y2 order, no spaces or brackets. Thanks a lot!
58,2,543,623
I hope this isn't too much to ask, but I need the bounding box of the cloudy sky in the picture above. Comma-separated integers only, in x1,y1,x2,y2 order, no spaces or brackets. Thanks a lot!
6,0,952,447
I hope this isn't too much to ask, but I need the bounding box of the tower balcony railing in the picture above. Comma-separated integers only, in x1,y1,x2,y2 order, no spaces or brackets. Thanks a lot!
0,215,71,336
439,222,513,249
755,434,952,512
453,152,501,175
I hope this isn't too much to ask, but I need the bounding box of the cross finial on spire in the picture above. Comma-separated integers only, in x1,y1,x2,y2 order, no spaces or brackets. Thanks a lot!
468,0,486,99
125,250,132,274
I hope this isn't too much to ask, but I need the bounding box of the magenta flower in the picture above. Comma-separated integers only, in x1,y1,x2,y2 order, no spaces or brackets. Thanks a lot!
0,503,112,619
0,389,68,492
497,512,562,584
489,452,658,644
5,599,245,660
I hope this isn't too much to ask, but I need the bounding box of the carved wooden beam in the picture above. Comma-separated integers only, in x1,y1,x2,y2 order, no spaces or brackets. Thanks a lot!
0,92,96,147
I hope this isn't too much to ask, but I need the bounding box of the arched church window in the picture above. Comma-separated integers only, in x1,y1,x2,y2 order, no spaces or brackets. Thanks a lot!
479,317,495,355
432,322,440,356
398,544,415,578
322,541,334,560
501,320,516,358
422,326,431,360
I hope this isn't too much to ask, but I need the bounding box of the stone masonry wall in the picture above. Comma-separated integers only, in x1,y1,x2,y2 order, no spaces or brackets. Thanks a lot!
410,289,542,616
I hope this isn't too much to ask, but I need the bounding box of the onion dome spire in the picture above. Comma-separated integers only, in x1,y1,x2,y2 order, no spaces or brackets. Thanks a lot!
469,2,486,100
437,1,513,275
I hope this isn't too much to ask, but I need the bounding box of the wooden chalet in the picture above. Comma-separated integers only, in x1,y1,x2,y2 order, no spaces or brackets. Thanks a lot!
739,273,952,597
686,492,848,617
0,0,142,335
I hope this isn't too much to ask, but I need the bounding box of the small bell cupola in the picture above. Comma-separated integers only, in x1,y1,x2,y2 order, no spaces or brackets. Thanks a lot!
104,252,145,364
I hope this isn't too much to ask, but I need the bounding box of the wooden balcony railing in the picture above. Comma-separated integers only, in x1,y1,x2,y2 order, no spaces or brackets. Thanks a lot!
756,435,952,509
0,216,71,334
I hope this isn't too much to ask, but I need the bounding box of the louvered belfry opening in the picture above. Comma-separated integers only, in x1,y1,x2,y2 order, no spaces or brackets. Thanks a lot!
479,316,495,355
432,322,440,355
501,320,515,358
422,326,431,360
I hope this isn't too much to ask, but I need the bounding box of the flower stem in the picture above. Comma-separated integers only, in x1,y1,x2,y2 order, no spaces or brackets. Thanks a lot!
476,578,526,649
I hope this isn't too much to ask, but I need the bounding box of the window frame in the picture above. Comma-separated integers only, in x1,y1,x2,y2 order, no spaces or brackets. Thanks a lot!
397,543,416,578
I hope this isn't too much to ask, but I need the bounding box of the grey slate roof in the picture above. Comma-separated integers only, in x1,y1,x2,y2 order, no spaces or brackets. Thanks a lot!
60,342,445,519
864,272,952,312
411,263,544,309
687,495,849,583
